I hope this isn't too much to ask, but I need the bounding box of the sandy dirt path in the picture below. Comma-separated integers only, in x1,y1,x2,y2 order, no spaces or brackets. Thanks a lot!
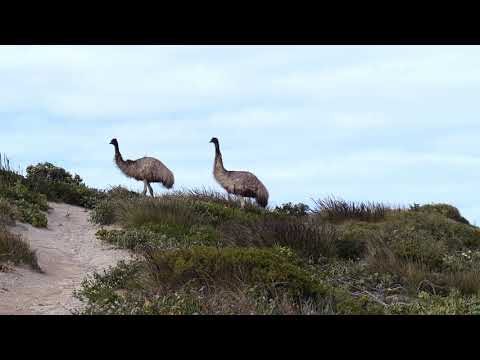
0,202,131,315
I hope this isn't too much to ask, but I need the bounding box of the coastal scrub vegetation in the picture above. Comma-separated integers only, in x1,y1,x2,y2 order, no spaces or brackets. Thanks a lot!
3,154,480,314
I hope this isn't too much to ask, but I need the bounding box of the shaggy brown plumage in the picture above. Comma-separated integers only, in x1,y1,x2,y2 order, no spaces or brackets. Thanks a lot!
209,137,269,208
110,138,174,196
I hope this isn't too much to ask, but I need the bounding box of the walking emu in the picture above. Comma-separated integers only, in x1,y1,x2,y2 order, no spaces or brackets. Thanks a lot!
109,138,174,197
209,137,269,208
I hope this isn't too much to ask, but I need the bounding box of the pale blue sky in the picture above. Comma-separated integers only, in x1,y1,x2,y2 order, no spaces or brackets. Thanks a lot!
1,45,480,223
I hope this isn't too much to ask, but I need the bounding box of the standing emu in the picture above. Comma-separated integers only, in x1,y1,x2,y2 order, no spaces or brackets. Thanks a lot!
209,137,269,208
109,138,174,197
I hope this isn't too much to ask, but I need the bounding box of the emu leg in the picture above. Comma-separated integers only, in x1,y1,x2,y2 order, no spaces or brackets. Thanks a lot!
147,182,154,197
142,180,148,196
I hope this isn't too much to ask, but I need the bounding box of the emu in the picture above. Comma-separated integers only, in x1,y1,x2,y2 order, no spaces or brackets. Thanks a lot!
109,138,174,197
209,137,269,208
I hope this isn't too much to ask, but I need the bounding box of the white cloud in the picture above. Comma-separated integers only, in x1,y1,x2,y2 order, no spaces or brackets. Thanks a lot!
3,45,478,121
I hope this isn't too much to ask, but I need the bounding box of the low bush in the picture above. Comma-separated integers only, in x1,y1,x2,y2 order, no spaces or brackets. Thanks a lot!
382,211,480,251
272,202,311,217
410,203,470,225
25,162,103,209
97,224,223,252
74,246,384,315
0,181,48,228
389,290,480,315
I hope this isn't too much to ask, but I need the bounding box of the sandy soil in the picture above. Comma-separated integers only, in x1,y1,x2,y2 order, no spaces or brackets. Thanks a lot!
0,202,131,315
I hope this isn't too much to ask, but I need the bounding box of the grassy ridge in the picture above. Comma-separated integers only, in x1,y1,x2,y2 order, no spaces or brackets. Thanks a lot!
3,154,480,314
78,191,480,314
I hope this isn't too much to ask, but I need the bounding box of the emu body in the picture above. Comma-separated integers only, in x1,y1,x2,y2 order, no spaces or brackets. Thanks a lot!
210,137,269,208
110,138,174,197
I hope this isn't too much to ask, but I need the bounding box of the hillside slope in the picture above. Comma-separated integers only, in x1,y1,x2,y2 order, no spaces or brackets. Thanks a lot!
3,159,480,315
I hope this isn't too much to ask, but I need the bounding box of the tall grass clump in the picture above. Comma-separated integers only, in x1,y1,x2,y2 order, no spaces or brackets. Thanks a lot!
0,223,41,271
166,187,266,215
89,186,140,225
117,196,203,229
219,217,340,262
313,196,400,223
100,189,265,229
0,154,23,185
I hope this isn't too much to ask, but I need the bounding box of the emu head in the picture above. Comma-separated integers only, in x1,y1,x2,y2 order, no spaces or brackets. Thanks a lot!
110,138,118,146
209,137,219,145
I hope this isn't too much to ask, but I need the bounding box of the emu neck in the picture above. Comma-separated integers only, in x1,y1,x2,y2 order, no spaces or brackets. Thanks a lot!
214,143,226,173
113,144,124,164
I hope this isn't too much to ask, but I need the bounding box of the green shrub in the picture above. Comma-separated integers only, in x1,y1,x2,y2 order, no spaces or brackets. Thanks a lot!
442,250,480,273
335,222,382,260
73,260,143,315
26,162,80,184
16,200,48,228
383,211,480,251
96,224,221,252
0,158,49,228
96,228,173,251
25,162,103,209
7,181,49,211
143,246,384,314
0,180,48,228
273,202,311,217
411,203,470,225
335,236,366,260
142,246,314,296
389,290,480,315
75,246,384,315
388,230,448,269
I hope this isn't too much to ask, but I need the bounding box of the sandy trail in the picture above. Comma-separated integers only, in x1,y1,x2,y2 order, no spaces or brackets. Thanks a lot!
0,202,131,315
